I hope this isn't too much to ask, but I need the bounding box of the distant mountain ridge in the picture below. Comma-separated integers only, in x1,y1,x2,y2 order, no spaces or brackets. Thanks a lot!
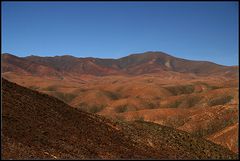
2,52,238,78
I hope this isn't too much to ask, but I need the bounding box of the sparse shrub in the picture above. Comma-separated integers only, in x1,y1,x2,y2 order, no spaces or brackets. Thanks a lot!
184,85,195,94
89,104,106,113
146,79,153,83
147,102,156,109
45,85,58,91
193,127,208,137
185,96,202,108
78,103,106,113
115,115,125,121
28,85,39,90
154,96,161,100
53,92,77,103
208,95,233,106
53,92,64,100
224,108,236,115
77,102,89,112
104,91,121,100
115,104,128,113
208,85,220,90
144,101,160,109
193,116,237,137
112,80,118,84
65,93,77,103
136,95,141,99
134,115,145,121
168,100,182,108
165,85,195,96
138,116,145,121
164,115,186,128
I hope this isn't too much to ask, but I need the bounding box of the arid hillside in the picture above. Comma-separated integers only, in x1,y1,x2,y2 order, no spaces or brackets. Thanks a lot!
2,52,238,78
2,52,239,154
2,78,238,159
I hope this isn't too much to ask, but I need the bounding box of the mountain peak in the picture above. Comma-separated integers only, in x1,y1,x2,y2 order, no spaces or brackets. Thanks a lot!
124,51,172,58
2,53,18,58
56,54,76,58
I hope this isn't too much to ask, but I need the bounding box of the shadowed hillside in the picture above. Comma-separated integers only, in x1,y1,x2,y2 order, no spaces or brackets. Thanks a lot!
2,78,238,159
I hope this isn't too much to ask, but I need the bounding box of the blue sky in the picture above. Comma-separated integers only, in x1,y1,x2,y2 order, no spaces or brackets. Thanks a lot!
2,2,239,66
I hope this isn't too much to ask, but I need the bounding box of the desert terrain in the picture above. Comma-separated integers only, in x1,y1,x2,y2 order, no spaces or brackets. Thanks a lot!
2,51,239,154
2,78,238,159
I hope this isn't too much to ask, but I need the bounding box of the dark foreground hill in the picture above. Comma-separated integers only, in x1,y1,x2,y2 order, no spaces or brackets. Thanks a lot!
2,78,238,159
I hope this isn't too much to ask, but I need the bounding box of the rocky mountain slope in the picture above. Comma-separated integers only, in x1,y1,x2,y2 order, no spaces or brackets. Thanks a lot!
2,52,238,78
2,78,238,159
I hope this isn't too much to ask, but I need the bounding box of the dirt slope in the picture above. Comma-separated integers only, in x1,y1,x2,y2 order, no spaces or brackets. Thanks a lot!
2,72,238,153
2,78,238,159
206,123,239,153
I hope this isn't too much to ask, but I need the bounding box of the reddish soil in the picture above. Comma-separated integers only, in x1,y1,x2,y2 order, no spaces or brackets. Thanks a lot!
2,78,238,159
2,52,239,154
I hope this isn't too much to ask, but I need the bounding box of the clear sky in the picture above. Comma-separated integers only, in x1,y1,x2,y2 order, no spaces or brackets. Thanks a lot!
2,2,239,66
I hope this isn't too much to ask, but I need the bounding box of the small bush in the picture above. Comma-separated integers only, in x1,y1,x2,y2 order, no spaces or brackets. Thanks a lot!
45,85,58,91
144,101,160,109
154,96,161,100
208,85,220,90
77,103,89,112
89,104,106,113
185,96,202,108
115,115,125,121
53,92,77,103
115,104,128,113
134,115,145,121
77,103,106,113
208,95,233,106
137,116,145,121
165,85,194,95
184,85,195,93
104,91,121,100
167,100,182,108
146,79,153,83
29,86,39,90
164,115,186,128
136,96,141,99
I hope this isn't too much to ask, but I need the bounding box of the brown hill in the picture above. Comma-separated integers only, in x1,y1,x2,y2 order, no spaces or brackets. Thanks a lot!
2,78,238,159
116,52,237,76
2,53,62,78
207,123,239,153
2,71,238,153
2,52,238,78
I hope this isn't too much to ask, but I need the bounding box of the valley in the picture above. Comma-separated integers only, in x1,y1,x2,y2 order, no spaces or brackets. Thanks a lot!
2,78,238,159
2,51,239,154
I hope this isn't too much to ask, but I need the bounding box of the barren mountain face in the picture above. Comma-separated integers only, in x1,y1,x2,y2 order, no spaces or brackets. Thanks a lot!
2,52,239,156
2,51,238,77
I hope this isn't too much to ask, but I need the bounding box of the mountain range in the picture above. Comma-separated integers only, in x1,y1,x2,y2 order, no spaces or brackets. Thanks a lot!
2,51,238,78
